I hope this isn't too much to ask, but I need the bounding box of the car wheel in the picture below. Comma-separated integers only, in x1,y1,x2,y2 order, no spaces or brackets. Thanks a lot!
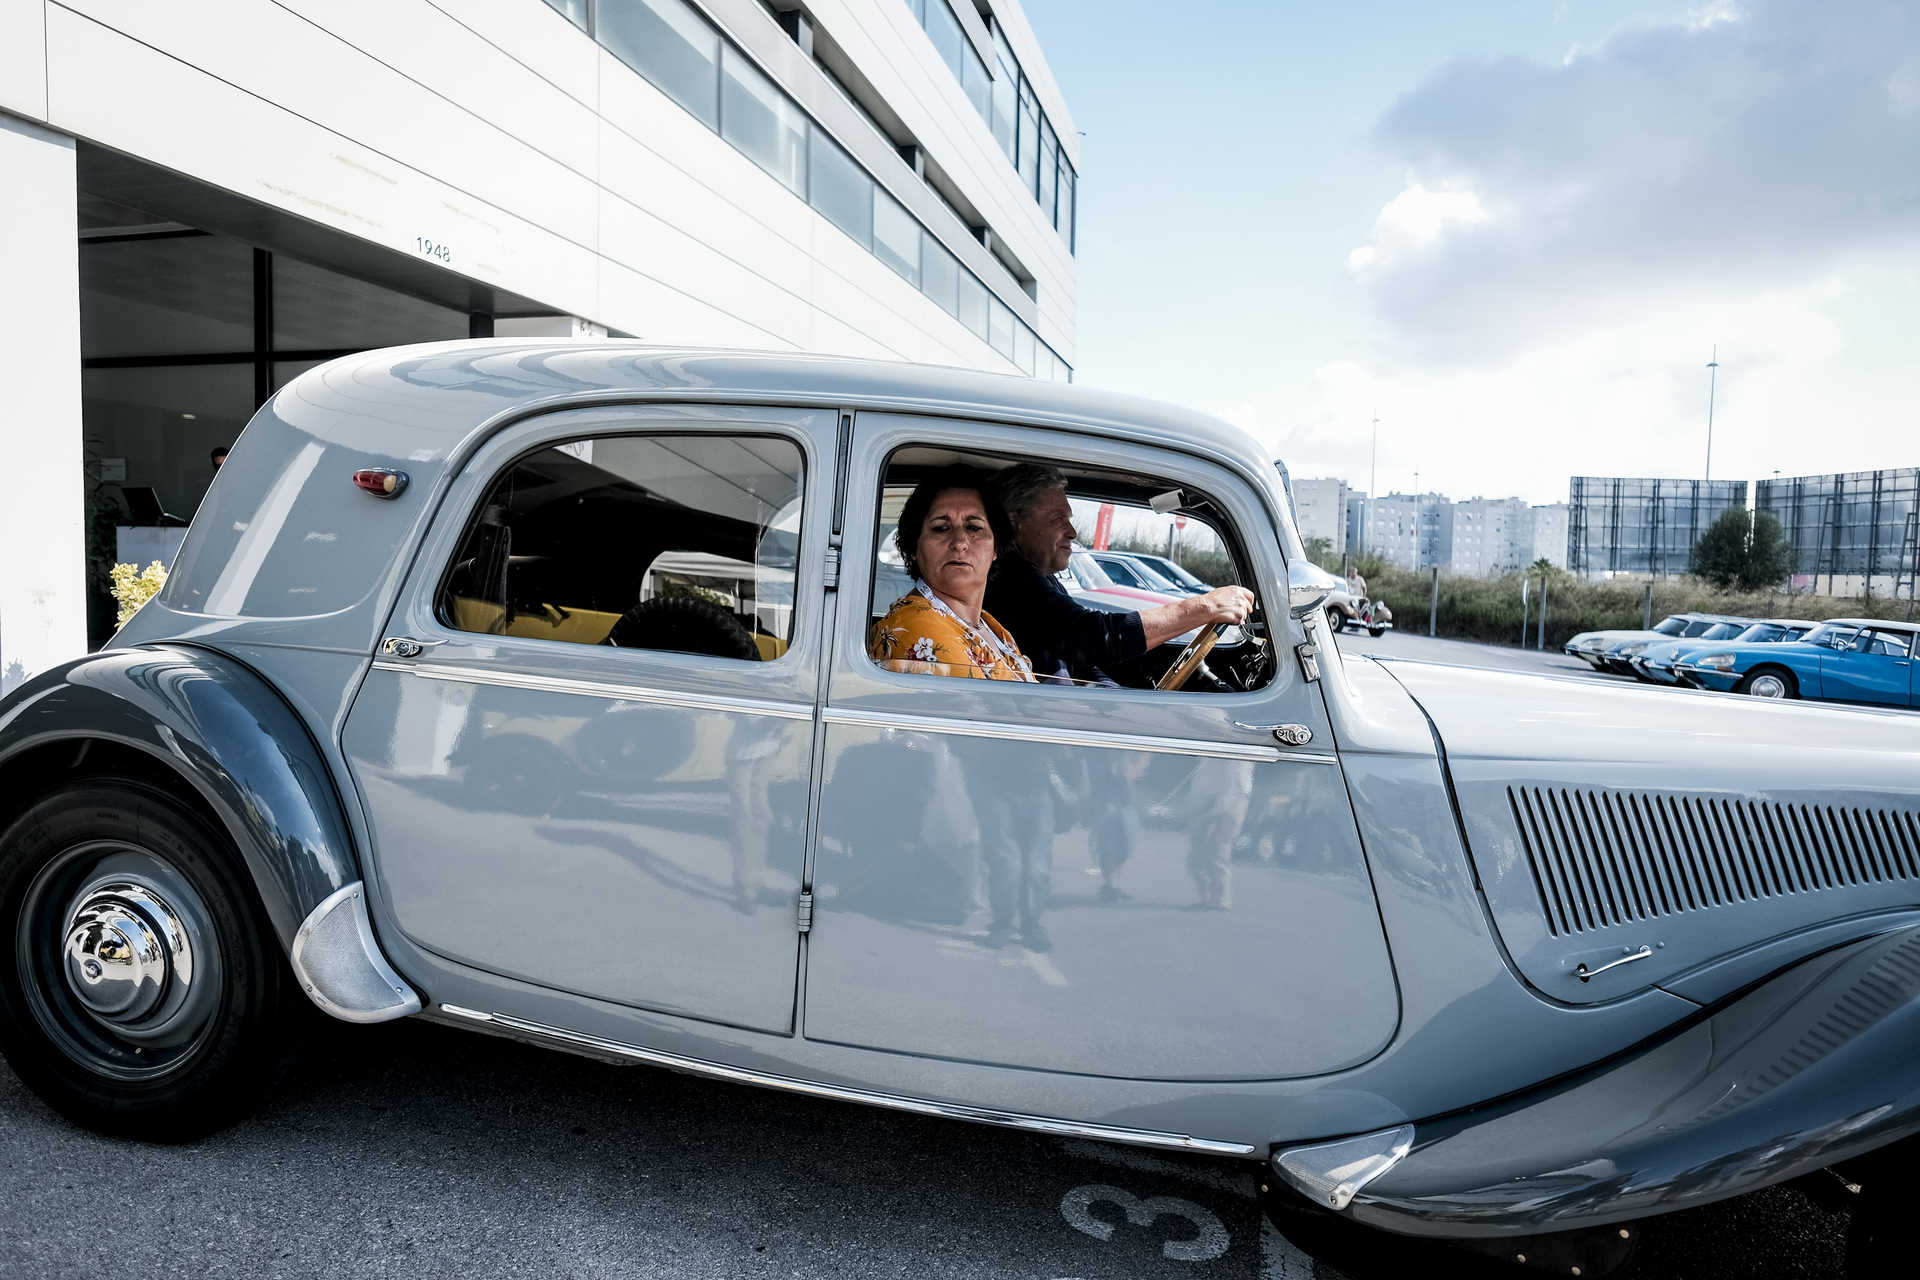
0,779,291,1141
1325,606,1345,633
1736,668,1797,700
1368,625,1387,638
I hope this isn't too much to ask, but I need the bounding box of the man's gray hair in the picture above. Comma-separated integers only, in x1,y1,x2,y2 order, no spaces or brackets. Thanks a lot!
991,462,1067,524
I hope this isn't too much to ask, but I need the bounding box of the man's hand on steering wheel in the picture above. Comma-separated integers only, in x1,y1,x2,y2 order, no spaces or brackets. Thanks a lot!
1194,585,1254,626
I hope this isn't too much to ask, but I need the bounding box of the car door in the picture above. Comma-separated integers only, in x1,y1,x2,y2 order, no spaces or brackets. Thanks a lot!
342,405,832,1034
802,412,1399,1082
1819,627,1915,706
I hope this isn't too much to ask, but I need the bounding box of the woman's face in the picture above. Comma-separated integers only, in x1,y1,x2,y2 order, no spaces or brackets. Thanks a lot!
916,488,995,602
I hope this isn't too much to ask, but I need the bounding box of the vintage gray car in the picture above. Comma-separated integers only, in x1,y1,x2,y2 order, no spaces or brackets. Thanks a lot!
2,343,1917,1273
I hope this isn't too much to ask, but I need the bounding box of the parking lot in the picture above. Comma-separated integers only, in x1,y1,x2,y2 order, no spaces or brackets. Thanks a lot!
0,632,1853,1279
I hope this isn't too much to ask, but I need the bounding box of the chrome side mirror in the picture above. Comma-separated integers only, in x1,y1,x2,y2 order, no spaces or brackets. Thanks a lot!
1287,561,1332,619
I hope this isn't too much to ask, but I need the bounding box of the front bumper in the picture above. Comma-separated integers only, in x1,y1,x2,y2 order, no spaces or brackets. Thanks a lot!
1270,924,1920,1238
1672,663,1740,692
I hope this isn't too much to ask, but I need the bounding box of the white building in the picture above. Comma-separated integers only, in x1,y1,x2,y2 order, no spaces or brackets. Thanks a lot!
1449,497,1533,578
1365,493,1453,572
1288,477,1351,564
1530,503,1570,570
1,0,1078,687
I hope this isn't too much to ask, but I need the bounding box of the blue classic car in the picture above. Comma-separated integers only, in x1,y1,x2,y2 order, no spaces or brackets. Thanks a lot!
1598,613,1750,676
1630,617,1813,685
1673,617,1920,705
1564,612,1713,671
2,345,1919,1276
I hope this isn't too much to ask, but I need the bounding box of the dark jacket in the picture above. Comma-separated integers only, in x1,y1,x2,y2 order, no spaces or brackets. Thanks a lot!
984,555,1147,685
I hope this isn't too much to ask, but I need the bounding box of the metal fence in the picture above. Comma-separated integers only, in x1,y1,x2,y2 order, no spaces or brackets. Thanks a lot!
1567,477,1749,578
1757,468,1920,599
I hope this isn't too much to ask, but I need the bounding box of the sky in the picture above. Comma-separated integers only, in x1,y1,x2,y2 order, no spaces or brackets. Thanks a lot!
1020,0,1920,505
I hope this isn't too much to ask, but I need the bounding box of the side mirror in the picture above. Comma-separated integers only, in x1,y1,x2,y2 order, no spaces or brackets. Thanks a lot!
1287,560,1332,619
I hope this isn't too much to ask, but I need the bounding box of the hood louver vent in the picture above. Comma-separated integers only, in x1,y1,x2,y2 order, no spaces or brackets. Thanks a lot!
1508,786,1920,938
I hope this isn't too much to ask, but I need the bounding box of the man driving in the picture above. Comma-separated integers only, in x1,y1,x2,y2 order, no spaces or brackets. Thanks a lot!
985,464,1255,685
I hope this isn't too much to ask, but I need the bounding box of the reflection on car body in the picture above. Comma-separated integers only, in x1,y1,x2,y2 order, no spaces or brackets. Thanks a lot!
3,344,1919,1276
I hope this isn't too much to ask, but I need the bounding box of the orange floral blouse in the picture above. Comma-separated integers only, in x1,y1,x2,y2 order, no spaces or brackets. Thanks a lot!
868,590,1036,682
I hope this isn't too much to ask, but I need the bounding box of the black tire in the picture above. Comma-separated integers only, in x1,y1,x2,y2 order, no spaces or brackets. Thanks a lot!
1325,606,1346,633
1736,666,1798,700
0,780,291,1141
1368,625,1387,638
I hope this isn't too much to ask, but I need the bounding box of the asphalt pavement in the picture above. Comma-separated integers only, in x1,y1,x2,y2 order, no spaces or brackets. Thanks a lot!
0,630,1853,1279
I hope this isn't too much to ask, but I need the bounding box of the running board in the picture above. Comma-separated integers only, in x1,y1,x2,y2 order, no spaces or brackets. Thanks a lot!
431,1003,1258,1158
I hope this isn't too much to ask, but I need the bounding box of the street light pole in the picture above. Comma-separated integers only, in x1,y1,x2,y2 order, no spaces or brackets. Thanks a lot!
1704,345,1719,483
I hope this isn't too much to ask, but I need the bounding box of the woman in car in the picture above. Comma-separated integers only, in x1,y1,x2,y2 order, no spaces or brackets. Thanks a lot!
869,466,1036,683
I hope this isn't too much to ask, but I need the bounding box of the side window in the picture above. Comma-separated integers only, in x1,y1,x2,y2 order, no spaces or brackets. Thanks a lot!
438,433,803,662
867,447,1268,693
1861,630,1913,658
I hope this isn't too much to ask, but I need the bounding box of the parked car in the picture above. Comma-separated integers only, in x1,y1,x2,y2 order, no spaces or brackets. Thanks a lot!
1117,550,1216,596
1315,567,1393,637
1584,613,1742,676
1632,618,1816,685
1562,615,1694,669
1622,618,1755,683
1089,550,1203,596
4,344,1918,1274
1671,617,1920,706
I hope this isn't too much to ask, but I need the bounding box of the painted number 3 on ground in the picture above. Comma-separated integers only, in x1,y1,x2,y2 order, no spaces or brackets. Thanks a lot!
1059,1184,1230,1261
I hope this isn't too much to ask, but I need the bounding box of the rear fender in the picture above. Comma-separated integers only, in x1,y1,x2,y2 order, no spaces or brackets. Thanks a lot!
0,645,419,1022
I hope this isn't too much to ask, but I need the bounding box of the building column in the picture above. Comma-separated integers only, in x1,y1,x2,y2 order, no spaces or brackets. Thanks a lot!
0,114,85,693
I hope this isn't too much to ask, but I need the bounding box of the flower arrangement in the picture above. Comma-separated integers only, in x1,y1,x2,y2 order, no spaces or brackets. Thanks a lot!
109,561,168,627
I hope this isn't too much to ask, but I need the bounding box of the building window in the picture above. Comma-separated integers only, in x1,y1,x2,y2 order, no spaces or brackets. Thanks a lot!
600,0,721,129
541,0,590,31
922,237,959,315
721,46,807,195
873,191,922,287
808,130,873,249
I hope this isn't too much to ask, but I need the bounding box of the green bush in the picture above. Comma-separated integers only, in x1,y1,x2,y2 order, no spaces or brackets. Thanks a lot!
1361,564,1914,650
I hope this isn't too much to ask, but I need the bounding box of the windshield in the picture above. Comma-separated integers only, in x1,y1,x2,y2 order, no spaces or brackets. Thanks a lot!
1698,622,1746,640
1801,623,1862,649
1736,623,1786,643
1652,616,1689,636
1680,619,1719,637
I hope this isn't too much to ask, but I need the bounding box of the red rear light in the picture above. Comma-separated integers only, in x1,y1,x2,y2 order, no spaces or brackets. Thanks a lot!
351,469,408,498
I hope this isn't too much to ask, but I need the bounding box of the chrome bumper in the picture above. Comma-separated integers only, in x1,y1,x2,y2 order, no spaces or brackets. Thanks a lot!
1271,924,1920,1237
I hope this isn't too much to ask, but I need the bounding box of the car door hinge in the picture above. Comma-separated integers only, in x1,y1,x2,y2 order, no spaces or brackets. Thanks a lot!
823,547,840,592
1295,641,1321,682
795,890,814,934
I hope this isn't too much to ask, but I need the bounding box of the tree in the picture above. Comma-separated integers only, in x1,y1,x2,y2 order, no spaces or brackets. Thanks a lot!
1302,536,1335,570
1692,508,1792,590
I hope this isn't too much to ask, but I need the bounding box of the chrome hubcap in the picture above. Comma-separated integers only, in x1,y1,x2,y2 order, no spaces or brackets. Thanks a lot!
20,843,225,1078
61,882,195,1026
1751,674,1787,698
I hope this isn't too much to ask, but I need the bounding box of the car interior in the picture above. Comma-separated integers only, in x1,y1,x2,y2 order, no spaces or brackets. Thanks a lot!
871,446,1275,693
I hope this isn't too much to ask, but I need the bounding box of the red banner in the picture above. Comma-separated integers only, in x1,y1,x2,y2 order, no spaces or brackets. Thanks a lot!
1092,503,1115,550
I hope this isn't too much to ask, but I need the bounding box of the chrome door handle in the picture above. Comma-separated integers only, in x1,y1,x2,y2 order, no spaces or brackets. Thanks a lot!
1233,721,1314,747
381,636,445,658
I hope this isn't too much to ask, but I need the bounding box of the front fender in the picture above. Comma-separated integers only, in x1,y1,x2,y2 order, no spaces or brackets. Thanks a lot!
1279,922,1920,1237
0,645,419,1022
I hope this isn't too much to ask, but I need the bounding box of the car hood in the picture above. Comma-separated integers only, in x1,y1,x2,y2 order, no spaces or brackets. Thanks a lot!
1373,658,1920,1007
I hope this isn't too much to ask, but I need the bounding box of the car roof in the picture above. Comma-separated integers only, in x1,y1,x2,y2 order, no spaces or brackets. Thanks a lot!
139,342,1279,653
1826,617,1920,633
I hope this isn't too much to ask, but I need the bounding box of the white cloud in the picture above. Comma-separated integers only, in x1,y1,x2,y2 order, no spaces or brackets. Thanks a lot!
1350,0,1920,363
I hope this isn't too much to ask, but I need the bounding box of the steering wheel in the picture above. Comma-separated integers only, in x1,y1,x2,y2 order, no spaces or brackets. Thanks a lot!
1155,621,1228,691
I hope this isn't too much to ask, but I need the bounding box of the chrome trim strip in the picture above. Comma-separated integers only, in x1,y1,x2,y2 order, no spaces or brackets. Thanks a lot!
434,1004,1258,1157
371,661,815,721
290,882,423,1024
822,706,1335,765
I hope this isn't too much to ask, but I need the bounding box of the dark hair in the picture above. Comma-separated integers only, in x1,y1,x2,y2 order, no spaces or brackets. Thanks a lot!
210,446,229,464
893,465,1013,581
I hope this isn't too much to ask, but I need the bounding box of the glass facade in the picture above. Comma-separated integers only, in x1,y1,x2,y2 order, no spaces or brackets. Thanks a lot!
905,0,1078,250
590,0,1070,378
1567,477,1748,578
1758,468,1920,595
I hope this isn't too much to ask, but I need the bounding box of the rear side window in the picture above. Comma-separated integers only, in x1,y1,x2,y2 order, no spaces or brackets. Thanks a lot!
438,434,803,662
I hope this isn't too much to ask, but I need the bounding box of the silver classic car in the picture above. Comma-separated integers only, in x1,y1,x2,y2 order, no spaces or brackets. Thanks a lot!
3,344,1918,1274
